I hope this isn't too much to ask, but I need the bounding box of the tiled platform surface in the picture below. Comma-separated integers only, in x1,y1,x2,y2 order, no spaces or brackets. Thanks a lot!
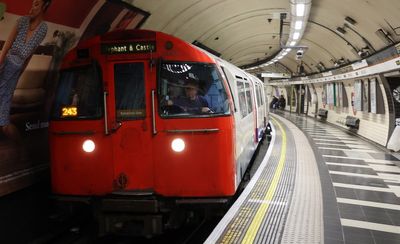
206,111,400,244
278,112,400,244
206,114,323,243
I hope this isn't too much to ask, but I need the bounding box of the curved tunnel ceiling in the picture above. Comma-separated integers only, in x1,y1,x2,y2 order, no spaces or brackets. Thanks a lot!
127,0,400,76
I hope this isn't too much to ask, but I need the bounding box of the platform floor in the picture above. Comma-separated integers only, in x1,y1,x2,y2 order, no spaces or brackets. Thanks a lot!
206,112,400,244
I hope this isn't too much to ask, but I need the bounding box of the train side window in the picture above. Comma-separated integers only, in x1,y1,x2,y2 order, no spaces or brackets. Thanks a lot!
260,86,263,106
255,85,259,107
256,85,262,107
245,82,253,114
260,86,265,105
114,63,146,120
220,66,237,112
237,80,247,118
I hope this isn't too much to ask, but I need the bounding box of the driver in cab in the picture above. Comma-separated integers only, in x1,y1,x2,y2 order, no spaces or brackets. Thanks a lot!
167,78,212,114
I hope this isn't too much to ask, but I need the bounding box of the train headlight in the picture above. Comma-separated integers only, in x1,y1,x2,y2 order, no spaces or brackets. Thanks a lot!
171,138,185,152
82,139,95,153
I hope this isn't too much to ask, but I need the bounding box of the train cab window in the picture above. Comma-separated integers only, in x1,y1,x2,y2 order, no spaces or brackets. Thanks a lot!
159,62,230,117
51,64,103,120
114,63,145,120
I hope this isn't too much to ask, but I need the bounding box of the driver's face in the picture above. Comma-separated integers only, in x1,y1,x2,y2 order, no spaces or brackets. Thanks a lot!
185,86,198,100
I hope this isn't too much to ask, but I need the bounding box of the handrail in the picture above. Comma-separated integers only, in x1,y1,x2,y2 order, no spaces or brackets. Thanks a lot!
151,90,157,135
165,128,220,134
103,91,109,135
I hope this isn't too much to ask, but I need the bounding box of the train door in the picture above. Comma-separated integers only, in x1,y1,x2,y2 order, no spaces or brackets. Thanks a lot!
50,62,115,195
255,82,264,141
109,61,154,191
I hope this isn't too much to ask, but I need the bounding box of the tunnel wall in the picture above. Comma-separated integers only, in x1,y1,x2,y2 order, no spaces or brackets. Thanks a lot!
267,74,392,147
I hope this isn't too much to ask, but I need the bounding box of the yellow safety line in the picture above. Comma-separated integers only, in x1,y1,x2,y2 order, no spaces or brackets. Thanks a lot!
241,116,287,244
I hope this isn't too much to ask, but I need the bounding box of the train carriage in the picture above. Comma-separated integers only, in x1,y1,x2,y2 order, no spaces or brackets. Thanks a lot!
50,30,268,236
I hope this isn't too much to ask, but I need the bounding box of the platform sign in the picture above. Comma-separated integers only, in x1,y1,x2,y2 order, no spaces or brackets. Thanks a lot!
261,72,291,78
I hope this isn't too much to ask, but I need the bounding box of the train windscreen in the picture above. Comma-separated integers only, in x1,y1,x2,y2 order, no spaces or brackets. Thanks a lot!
51,64,103,120
159,62,230,117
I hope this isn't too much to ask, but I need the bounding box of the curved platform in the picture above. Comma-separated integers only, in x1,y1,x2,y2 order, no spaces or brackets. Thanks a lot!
206,113,400,244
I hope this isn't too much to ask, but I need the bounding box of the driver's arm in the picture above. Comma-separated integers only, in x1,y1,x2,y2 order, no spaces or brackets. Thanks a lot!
201,107,213,113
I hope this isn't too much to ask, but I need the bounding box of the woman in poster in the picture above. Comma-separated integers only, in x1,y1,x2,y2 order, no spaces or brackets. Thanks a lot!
0,0,51,143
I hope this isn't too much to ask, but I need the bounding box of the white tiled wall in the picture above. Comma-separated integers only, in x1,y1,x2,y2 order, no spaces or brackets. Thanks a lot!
309,78,390,146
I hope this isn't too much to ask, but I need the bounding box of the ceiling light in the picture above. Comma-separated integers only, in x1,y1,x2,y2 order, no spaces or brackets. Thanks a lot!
336,27,346,35
293,32,300,40
295,21,303,30
344,16,357,26
296,4,305,16
289,41,296,46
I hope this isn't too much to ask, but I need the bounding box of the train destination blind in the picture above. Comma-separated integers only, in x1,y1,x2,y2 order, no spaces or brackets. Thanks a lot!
101,41,156,55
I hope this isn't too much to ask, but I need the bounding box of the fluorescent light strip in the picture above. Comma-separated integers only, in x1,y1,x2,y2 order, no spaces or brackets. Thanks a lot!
296,4,305,17
295,20,303,30
247,1,310,71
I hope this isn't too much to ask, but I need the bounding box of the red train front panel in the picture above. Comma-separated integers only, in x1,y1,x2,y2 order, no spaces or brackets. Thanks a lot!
50,30,236,197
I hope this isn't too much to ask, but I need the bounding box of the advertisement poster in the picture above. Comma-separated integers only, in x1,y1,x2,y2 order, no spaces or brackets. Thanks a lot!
386,76,400,124
327,83,334,106
354,80,363,112
0,0,148,196
322,84,327,108
337,82,343,107
363,79,370,112
332,83,337,106
370,78,377,114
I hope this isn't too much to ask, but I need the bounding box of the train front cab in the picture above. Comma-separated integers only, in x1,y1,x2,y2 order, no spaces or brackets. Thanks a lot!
49,30,237,235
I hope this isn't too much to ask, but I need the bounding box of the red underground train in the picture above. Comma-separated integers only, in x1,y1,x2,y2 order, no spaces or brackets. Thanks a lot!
49,30,268,236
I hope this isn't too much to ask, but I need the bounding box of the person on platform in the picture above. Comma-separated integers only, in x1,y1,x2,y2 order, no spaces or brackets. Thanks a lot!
278,95,286,110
